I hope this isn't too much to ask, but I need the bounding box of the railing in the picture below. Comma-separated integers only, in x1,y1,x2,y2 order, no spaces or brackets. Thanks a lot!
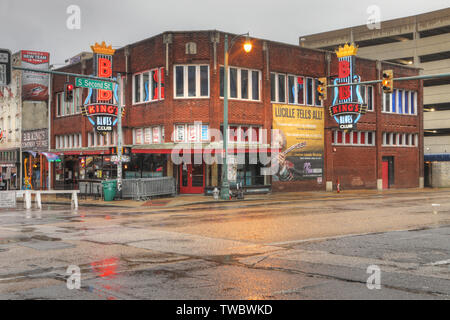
122,177,176,200
78,180,103,200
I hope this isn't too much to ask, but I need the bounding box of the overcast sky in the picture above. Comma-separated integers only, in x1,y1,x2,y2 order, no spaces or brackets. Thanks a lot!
1,0,448,65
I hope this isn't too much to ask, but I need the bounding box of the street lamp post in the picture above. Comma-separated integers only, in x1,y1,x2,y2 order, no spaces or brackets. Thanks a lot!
220,33,252,200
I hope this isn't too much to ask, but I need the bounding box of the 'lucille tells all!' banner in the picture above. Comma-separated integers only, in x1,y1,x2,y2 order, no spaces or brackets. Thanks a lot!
272,104,324,182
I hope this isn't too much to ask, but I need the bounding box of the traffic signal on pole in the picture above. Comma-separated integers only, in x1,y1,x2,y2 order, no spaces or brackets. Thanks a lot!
0,49,12,86
317,77,327,101
110,147,131,155
382,70,394,94
64,82,74,102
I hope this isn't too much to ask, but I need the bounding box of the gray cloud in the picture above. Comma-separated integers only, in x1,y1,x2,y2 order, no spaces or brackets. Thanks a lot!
1,0,448,64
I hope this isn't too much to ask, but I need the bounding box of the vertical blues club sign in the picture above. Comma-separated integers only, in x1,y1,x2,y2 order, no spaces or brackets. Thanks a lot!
330,44,367,130
82,42,121,134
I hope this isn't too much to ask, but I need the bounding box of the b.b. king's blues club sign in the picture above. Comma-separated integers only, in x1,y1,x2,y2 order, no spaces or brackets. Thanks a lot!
330,44,367,130
81,42,121,134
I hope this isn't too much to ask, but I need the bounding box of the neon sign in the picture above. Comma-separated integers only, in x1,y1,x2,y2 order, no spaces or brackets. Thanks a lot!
82,42,120,133
0,128,4,142
330,44,367,130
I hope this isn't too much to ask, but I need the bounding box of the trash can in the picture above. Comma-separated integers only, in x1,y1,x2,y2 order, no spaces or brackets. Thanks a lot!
102,180,117,201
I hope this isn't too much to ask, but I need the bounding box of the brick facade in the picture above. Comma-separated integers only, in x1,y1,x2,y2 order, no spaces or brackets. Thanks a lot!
50,30,423,192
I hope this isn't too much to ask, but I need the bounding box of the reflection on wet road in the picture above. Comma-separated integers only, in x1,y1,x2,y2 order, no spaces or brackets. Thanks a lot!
0,189,449,299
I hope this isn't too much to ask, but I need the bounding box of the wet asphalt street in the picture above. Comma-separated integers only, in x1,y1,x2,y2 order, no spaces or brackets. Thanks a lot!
0,189,449,300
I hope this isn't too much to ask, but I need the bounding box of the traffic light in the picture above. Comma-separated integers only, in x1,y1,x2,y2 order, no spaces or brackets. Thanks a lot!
0,49,12,86
317,77,327,101
64,82,74,102
382,70,394,94
110,147,131,155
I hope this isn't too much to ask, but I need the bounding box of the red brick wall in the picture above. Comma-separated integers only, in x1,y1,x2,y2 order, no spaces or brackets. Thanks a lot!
51,31,423,192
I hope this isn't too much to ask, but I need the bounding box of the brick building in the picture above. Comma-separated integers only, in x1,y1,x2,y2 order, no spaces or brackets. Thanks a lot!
49,30,423,194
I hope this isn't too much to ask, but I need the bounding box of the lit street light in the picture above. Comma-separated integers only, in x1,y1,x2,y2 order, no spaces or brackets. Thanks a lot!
220,32,252,200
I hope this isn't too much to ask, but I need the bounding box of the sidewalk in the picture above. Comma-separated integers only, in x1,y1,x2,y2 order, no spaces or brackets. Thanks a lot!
24,187,450,209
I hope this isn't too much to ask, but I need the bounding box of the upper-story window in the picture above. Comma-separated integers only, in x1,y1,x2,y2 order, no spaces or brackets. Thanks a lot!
56,88,82,117
133,67,165,104
359,85,374,111
220,66,261,101
174,65,209,99
383,90,417,115
271,73,322,107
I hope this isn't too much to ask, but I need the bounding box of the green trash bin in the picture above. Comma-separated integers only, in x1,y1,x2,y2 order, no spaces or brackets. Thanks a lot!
102,180,117,201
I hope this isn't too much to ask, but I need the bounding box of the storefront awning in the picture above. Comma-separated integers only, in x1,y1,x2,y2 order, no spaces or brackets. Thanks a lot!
425,154,450,162
132,147,276,154
24,150,38,157
41,152,61,162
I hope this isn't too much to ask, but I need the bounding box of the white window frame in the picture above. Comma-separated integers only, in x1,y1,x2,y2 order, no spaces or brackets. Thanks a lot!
132,68,164,105
173,65,210,99
382,90,418,116
221,66,261,102
332,130,375,146
287,74,306,106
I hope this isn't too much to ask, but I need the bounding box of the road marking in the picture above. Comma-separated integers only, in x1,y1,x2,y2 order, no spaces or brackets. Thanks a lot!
426,259,450,266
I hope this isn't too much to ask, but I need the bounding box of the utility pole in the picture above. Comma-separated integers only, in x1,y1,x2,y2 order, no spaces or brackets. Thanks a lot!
116,73,123,194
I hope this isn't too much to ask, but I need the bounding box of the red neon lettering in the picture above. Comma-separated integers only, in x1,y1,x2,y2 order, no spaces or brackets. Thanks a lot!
339,60,350,79
107,106,114,114
160,68,165,99
98,89,112,101
98,58,112,78
100,105,107,113
339,86,351,100
89,106,96,114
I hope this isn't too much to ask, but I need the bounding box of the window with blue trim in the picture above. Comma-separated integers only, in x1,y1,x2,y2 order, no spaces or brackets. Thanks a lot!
383,90,417,115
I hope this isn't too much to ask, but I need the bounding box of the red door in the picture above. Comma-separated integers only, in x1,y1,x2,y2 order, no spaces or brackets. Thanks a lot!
180,163,205,194
382,161,389,190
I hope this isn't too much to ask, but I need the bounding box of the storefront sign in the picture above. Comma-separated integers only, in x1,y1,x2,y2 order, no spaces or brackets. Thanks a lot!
0,191,16,208
111,155,130,164
0,128,4,142
81,42,119,133
22,129,48,151
272,104,324,181
20,51,50,101
330,44,366,130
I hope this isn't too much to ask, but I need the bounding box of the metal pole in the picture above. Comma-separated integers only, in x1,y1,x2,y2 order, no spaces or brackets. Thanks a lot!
116,73,123,196
12,66,119,85
220,35,230,200
47,72,52,190
327,72,450,88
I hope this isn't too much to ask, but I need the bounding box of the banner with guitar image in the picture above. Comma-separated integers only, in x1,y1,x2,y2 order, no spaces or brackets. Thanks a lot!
272,104,324,181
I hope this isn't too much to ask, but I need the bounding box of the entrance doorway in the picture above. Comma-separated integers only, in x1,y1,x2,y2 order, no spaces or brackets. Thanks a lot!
180,163,205,194
382,156,394,189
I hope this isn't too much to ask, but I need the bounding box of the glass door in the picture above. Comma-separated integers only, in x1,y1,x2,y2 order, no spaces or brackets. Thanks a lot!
179,163,205,194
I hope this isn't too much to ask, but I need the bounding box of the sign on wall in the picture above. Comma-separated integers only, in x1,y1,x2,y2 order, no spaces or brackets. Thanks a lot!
20,51,50,101
330,44,367,130
22,129,49,151
272,104,324,181
81,42,119,134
